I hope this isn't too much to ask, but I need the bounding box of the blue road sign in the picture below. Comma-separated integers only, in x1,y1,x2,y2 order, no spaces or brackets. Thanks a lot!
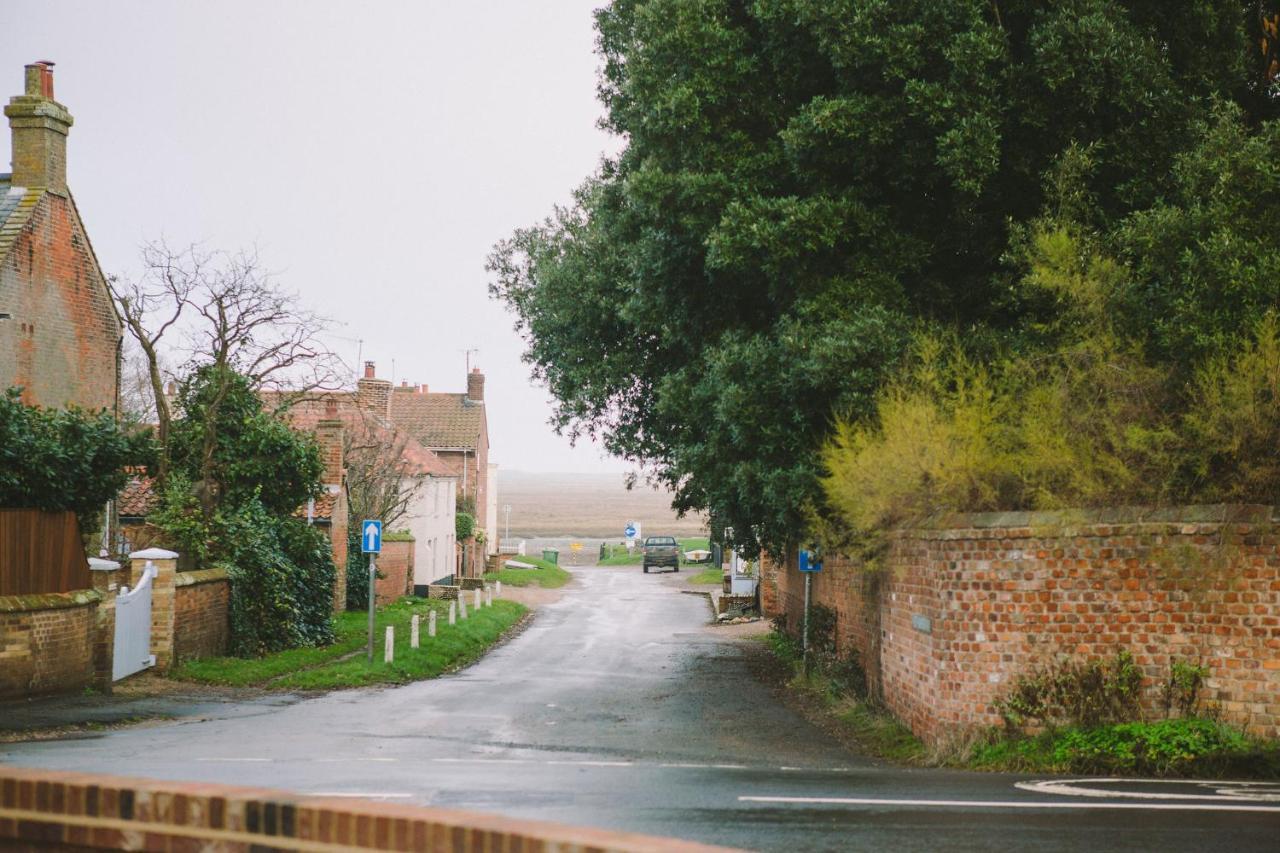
361,520,383,554
625,524,637,538
799,548,822,573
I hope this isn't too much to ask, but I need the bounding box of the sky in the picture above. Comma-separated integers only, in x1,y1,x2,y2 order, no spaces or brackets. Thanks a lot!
1,0,629,473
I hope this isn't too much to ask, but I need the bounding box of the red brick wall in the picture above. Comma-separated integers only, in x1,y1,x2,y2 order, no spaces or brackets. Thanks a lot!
0,590,99,698
768,506,1280,745
0,766,731,853
374,539,414,606
174,570,229,662
0,192,119,412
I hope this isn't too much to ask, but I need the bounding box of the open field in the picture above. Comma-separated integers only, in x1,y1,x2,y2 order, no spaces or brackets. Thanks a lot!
497,470,708,539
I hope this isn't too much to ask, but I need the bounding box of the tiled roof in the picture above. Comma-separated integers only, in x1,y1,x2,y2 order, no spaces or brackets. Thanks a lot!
117,472,159,519
294,491,336,523
389,392,485,450
0,177,42,265
264,391,456,477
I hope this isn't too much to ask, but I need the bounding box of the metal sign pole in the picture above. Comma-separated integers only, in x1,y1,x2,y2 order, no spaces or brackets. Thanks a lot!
803,571,812,677
367,554,376,664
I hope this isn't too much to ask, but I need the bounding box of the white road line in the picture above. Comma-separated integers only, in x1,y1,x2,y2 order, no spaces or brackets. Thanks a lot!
545,760,634,767
195,757,270,762
738,795,1280,813
1016,778,1280,803
429,757,533,765
311,792,414,799
316,758,398,763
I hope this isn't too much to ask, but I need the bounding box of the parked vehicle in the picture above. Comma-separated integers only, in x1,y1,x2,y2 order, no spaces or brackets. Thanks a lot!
642,536,680,573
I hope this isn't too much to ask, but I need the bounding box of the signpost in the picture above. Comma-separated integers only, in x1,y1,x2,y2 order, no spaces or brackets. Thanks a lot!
625,521,639,551
361,520,382,663
798,547,822,675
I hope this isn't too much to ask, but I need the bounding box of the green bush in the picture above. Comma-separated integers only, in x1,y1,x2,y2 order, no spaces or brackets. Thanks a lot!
997,651,1142,729
1052,718,1254,775
0,387,153,527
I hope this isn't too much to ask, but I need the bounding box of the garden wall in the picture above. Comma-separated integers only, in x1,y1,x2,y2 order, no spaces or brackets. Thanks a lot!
373,539,414,607
763,505,1280,745
0,589,100,698
174,568,230,663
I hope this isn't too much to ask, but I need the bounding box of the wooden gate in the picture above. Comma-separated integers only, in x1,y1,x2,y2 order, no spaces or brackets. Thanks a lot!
0,509,89,595
112,561,157,681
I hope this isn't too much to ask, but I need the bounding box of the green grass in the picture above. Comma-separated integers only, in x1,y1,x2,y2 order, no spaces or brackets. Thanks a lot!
484,554,571,588
687,565,723,586
597,537,711,566
968,718,1280,777
170,597,526,689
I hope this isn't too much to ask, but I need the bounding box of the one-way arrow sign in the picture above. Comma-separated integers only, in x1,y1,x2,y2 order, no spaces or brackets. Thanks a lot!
361,519,382,554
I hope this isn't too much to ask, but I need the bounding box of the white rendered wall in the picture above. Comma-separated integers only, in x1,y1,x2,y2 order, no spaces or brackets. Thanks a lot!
486,463,498,556
402,475,458,587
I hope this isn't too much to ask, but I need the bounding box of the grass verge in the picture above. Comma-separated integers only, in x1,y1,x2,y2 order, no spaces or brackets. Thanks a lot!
484,554,571,588
687,566,723,586
760,631,927,764
171,597,527,690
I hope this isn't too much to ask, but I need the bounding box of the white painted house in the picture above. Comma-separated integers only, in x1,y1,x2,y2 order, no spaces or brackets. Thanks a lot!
403,472,458,592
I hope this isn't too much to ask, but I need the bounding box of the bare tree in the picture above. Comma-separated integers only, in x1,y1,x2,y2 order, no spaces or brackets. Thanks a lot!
342,407,431,531
111,241,344,497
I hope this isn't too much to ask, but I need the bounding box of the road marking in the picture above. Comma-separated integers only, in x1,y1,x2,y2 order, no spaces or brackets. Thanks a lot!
1016,778,1280,803
546,760,633,767
738,795,1280,813
195,757,270,762
429,757,533,765
316,758,398,763
311,792,414,799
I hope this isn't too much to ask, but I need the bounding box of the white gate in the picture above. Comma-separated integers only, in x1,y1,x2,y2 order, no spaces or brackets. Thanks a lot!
112,561,157,681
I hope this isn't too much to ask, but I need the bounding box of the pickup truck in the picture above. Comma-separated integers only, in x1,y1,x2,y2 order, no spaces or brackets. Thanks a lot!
641,536,680,574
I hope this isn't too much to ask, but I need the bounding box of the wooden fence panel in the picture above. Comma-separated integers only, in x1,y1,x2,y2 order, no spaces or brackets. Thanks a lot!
0,509,90,595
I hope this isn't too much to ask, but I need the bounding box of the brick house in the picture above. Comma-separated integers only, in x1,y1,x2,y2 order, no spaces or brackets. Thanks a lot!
377,365,496,577
0,62,119,412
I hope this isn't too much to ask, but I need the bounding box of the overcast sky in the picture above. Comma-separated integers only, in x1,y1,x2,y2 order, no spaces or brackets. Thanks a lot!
1,0,629,473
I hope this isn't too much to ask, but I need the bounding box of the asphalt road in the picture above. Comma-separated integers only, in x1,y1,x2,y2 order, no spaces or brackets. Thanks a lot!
3,566,1279,851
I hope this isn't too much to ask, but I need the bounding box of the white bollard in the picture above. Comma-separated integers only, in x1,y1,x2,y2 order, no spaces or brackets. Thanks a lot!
428,609,437,637
448,600,457,625
495,580,502,598
411,614,420,649
485,587,493,607
474,588,482,611
459,594,468,620
384,626,395,663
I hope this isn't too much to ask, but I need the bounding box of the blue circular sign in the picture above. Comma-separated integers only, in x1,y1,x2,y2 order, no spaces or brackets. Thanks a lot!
625,524,637,538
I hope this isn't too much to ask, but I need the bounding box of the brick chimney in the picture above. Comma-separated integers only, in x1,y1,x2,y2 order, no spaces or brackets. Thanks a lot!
314,418,345,490
356,361,392,419
5,62,73,195
466,368,484,403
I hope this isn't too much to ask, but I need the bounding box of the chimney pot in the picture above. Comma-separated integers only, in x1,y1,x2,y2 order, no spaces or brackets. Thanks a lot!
466,369,485,402
363,361,376,379
325,398,338,416
7,61,73,193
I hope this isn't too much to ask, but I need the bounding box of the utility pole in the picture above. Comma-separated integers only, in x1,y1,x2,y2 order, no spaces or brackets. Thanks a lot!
504,503,511,544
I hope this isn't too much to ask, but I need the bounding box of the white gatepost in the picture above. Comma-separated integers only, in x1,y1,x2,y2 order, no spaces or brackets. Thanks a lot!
428,610,437,637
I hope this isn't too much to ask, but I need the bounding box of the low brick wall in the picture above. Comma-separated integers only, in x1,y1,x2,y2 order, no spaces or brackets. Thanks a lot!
426,584,459,601
0,589,100,698
764,505,1280,745
174,568,230,663
373,539,414,607
0,766,735,852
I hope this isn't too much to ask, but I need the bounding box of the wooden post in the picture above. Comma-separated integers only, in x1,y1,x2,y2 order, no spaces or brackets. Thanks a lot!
411,614,420,649
428,609,437,637
448,600,456,625
384,626,394,663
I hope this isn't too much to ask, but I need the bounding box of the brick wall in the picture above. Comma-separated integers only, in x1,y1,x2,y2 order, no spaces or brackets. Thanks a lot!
765,505,1280,745
0,589,100,698
0,766,733,853
0,192,119,412
174,569,229,663
374,539,414,606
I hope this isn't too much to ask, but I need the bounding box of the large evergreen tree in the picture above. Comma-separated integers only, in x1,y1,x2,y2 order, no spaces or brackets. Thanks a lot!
490,1,1280,555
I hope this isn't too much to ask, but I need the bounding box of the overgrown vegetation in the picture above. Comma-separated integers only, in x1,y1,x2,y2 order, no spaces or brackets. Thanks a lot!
973,652,1280,777
0,388,153,535
150,368,335,655
490,2,1280,558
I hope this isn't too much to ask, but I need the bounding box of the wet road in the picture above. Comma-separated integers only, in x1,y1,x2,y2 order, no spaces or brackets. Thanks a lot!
3,566,1279,851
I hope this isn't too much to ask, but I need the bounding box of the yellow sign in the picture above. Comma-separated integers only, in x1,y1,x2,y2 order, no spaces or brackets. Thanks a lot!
570,542,583,551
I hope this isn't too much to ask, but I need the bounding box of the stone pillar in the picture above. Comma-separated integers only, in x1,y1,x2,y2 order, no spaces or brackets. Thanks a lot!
87,558,121,693
129,548,179,672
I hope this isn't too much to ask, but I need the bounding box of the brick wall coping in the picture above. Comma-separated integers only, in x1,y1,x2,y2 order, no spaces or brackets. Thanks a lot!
0,588,100,614
0,766,738,852
87,558,120,572
175,566,230,587
897,503,1277,538
129,547,179,560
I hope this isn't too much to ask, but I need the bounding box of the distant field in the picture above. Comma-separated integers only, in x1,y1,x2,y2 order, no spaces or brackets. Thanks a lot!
497,470,708,539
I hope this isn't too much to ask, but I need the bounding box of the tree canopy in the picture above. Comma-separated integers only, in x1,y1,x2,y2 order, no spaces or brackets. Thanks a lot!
490,1,1280,555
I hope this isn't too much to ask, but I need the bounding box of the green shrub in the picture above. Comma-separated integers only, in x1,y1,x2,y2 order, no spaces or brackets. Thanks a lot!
997,651,1142,729
1052,719,1255,776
